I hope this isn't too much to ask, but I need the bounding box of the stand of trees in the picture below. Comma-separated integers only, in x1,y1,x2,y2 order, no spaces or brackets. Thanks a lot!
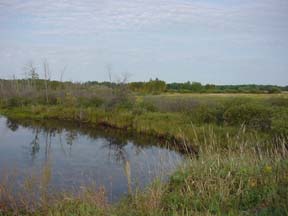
86,78,288,94
128,80,286,94
86,79,286,94
128,78,166,94
86,78,166,94
167,82,286,94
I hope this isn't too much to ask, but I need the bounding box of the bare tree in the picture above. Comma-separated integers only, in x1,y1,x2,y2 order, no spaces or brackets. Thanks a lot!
12,74,19,96
0,79,3,98
60,65,66,82
24,61,39,80
43,59,51,104
23,61,39,90
106,65,132,108
106,63,112,84
115,72,131,102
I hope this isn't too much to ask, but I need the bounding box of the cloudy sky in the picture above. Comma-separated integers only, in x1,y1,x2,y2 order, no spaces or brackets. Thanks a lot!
0,0,287,84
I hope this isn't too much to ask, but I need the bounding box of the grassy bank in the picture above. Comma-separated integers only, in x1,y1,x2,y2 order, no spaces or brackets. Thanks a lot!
0,104,279,154
1,93,288,151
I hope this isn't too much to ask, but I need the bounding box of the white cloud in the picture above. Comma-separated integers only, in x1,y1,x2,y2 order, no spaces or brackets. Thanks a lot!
0,0,287,35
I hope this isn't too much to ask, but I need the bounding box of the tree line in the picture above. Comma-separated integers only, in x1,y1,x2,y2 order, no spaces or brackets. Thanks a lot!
87,79,287,94
1,77,287,97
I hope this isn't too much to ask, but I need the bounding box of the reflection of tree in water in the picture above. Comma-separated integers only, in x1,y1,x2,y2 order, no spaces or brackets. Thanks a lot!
27,126,76,161
6,117,156,156
103,137,128,162
29,127,58,161
102,137,134,194
6,118,19,131
5,117,159,194
65,130,78,146
102,135,143,162
30,127,40,159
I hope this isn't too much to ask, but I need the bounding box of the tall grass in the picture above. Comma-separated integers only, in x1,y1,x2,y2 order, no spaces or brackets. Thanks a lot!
162,127,288,215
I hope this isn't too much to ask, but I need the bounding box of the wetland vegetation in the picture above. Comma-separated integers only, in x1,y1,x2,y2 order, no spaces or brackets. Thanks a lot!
0,78,287,215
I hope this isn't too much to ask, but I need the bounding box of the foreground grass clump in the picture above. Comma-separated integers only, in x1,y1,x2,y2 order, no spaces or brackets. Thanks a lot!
163,152,288,215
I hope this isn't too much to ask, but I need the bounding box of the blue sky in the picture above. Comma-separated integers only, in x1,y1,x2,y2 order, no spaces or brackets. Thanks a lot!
0,0,287,85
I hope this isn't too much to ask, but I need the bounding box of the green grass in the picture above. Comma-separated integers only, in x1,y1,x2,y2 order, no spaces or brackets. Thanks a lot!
0,105,274,153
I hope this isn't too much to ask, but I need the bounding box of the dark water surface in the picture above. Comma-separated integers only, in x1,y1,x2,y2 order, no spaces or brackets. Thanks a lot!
0,116,182,202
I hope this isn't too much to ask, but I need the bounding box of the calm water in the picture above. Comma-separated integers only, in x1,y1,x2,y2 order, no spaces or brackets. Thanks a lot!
0,116,182,202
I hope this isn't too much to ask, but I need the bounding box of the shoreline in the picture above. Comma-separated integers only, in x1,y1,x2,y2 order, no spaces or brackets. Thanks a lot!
0,105,199,154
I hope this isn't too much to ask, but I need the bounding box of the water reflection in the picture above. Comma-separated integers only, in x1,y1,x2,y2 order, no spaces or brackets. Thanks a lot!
5,118,163,162
1,117,182,202
102,137,133,193
66,130,77,146
6,118,19,131
30,127,40,160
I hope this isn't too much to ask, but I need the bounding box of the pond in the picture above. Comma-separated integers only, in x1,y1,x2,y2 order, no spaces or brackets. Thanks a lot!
0,116,183,202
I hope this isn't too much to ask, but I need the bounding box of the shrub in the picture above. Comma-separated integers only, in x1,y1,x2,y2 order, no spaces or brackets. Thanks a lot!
271,107,288,136
267,97,288,107
115,100,134,110
223,103,272,131
6,97,22,107
77,97,103,108
63,93,77,107
268,87,282,94
187,104,224,125
132,101,157,115
5,97,33,108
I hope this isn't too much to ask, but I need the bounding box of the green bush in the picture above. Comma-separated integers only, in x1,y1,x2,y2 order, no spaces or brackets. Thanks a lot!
268,97,288,107
268,87,282,94
6,97,22,107
77,97,103,108
187,104,224,125
5,97,33,108
63,93,77,107
271,107,288,136
223,103,272,131
132,101,157,115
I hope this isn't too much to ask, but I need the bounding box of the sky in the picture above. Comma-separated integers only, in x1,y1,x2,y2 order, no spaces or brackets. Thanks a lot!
0,0,287,85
